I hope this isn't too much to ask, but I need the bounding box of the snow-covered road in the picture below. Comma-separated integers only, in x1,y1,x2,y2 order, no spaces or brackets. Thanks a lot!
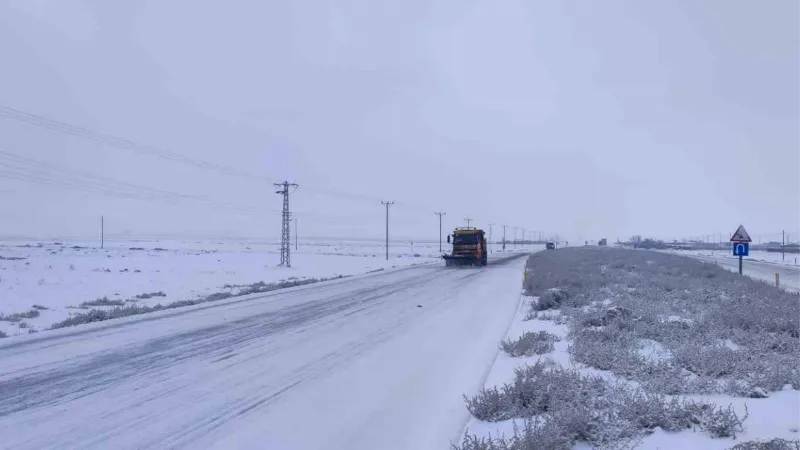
689,254,800,292
0,254,528,450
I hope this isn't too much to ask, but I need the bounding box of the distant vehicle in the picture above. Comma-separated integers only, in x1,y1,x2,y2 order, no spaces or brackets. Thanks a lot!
598,238,608,246
546,242,556,250
444,228,487,266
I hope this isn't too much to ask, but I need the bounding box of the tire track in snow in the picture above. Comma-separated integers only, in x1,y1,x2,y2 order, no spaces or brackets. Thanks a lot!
0,266,458,417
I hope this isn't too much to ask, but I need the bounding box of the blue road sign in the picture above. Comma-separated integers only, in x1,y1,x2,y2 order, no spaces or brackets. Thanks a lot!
732,242,749,257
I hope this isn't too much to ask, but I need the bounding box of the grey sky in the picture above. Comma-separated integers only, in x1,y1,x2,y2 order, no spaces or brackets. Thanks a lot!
0,0,797,243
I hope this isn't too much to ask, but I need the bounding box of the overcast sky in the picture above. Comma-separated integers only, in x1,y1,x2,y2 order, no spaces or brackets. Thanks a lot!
0,0,797,243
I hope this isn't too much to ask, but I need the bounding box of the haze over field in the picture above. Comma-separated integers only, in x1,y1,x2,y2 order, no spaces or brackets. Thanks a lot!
1,0,797,242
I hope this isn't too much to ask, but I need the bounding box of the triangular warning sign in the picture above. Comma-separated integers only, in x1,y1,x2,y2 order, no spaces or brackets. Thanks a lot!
730,225,752,242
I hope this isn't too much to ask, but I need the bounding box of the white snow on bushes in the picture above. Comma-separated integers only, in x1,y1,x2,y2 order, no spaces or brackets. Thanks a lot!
456,248,799,450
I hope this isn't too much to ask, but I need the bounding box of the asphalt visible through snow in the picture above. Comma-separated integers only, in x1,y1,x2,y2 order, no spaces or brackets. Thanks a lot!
0,252,529,450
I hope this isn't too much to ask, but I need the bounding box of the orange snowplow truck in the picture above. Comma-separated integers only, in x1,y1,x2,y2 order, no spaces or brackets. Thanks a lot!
444,228,488,267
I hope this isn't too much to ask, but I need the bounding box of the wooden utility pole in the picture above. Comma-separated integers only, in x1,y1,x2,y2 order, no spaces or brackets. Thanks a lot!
435,212,446,253
100,215,104,249
489,223,495,253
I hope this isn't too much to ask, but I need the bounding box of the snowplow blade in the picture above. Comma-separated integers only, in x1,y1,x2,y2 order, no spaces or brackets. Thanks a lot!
443,255,479,267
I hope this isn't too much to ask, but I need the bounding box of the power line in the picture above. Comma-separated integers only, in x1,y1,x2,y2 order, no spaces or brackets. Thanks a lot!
0,150,391,227
299,184,385,205
0,160,362,224
0,104,484,219
0,105,444,215
0,105,276,182
1,104,539,228
0,150,282,216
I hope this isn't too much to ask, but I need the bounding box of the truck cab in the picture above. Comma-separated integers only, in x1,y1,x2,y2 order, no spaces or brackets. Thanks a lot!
444,228,487,266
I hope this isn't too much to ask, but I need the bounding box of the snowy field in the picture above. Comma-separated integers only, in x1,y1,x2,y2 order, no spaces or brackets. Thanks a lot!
0,238,446,336
456,248,800,450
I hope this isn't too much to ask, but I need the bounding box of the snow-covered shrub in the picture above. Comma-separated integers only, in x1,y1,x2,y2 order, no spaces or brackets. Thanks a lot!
688,402,747,438
163,299,204,308
204,292,233,302
49,275,350,329
133,291,166,299
533,289,570,311
523,310,567,324
464,386,512,423
730,439,800,450
581,305,632,327
461,360,747,449
458,248,795,448
80,297,125,307
454,419,573,450
523,301,568,323
522,247,800,396
236,276,344,296
500,331,560,357
50,305,161,328
0,330,7,338
673,342,742,377
453,434,501,450
0,309,40,322
568,326,642,376
465,360,597,421
636,360,701,395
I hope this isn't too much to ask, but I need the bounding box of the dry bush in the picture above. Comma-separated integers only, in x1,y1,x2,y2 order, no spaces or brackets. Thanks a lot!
521,248,800,397
461,359,748,449
730,439,800,450
501,331,560,357
50,275,348,330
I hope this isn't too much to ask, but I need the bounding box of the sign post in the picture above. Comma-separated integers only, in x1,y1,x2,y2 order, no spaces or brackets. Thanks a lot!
730,225,752,275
